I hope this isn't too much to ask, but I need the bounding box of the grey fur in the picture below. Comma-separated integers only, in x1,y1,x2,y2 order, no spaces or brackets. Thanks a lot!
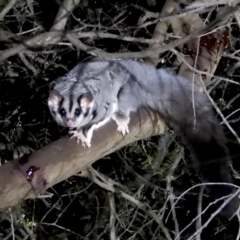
48,59,237,218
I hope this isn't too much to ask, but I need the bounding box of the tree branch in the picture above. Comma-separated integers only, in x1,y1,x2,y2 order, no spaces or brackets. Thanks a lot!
51,0,80,31
0,5,238,63
0,109,166,210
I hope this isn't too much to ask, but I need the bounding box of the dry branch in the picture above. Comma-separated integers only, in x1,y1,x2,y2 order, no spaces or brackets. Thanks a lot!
50,0,80,31
0,0,17,21
0,5,238,63
0,109,166,210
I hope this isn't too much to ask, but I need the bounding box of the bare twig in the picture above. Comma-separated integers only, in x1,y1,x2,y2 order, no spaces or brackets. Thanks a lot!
88,168,173,240
172,183,239,240
51,0,80,31
9,208,15,240
18,53,38,75
165,152,182,240
0,0,17,21
108,193,117,240
199,75,240,144
187,189,240,240
186,0,235,10
196,187,204,240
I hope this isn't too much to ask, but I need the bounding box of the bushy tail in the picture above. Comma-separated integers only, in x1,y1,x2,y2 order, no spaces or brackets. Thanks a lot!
157,72,238,218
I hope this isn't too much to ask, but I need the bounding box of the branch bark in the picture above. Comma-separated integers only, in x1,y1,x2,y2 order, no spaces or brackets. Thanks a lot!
50,0,80,31
0,5,238,63
0,109,166,210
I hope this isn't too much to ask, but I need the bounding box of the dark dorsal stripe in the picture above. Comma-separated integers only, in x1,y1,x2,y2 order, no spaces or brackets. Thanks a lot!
84,108,90,117
69,94,73,112
91,109,97,120
59,96,64,109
